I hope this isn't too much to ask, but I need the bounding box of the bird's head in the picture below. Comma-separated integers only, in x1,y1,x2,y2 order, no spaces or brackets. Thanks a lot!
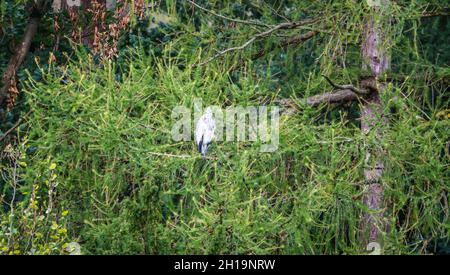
205,107,213,117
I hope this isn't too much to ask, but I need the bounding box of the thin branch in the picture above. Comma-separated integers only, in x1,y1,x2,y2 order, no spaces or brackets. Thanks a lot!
229,30,318,71
7,155,18,248
420,7,449,18
186,0,271,28
196,18,319,66
0,109,33,143
420,11,450,17
322,75,368,95
147,151,217,160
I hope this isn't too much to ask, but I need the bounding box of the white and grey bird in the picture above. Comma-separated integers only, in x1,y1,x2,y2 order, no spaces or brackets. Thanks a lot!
195,107,216,157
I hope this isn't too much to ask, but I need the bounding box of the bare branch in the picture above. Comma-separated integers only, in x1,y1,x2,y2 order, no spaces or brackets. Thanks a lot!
195,18,319,66
420,7,449,18
147,151,217,160
306,89,359,106
421,11,450,17
322,75,368,95
0,109,33,143
274,89,359,114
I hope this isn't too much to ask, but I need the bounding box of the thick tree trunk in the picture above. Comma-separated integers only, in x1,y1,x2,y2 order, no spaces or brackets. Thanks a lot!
359,8,390,249
0,17,39,109
0,1,50,111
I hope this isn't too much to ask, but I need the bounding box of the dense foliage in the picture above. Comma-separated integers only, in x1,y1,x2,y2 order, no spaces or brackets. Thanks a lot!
0,0,449,254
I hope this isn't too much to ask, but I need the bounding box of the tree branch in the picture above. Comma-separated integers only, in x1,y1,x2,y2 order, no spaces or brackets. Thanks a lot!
0,0,51,110
306,89,359,106
147,151,217,160
274,89,359,115
195,18,319,66
322,75,368,95
229,30,318,71
420,8,449,18
0,109,33,143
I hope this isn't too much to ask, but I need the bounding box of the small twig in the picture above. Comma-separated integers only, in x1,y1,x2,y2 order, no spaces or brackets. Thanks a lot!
420,11,450,17
420,7,449,18
186,0,271,28
147,151,217,160
7,155,18,247
322,75,368,95
0,109,33,143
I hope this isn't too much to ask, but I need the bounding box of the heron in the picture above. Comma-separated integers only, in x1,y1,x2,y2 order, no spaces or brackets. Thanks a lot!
195,107,216,157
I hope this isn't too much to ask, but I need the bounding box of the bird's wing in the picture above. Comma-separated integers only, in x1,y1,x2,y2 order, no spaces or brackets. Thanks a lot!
195,110,216,148
202,116,215,144
195,116,206,145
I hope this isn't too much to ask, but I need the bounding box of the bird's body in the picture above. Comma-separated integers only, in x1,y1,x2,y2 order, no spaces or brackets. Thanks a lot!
195,107,216,157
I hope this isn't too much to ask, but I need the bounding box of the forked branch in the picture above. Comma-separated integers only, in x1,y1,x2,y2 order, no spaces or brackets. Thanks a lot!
195,18,319,66
322,75,368,95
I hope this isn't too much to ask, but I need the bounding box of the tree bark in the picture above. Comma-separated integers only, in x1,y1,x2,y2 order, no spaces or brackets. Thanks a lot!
0,0,51,111
307,89,358,106
359,8,390,248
